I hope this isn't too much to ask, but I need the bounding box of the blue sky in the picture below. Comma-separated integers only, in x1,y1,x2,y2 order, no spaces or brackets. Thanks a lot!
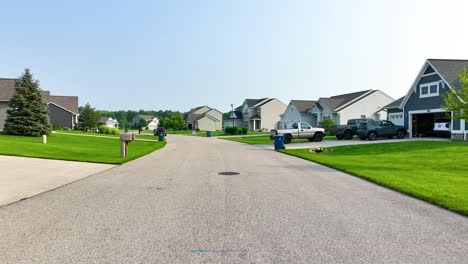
1,0,467,112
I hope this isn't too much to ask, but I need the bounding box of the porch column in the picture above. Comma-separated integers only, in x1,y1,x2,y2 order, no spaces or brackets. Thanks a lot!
253,120,256,130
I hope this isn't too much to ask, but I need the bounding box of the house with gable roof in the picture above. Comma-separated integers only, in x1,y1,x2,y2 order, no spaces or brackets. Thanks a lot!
225,98,287,131
0,78,79,130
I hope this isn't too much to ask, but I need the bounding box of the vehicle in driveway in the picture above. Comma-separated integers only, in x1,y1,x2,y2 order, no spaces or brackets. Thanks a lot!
357,120,406,140
329,118,374,140
270,122,325,144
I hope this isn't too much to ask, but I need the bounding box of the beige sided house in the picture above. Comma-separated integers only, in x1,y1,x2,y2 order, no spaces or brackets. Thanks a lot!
185,106,222,131
225,98,287,131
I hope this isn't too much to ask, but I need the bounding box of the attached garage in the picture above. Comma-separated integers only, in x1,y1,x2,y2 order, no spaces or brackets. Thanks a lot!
409,110,451,138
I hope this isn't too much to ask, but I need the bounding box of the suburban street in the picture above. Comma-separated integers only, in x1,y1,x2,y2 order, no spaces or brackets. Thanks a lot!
1,135,467,264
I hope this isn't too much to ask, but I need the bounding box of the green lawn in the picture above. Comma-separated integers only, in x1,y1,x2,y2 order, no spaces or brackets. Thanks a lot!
223,135,334,145
54,130,158,141
280,141,468,216
0,133,166,164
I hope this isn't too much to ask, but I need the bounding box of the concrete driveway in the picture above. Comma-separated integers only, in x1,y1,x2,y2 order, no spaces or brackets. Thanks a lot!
258,137,450,149
0,156,114,206
0,135,466,263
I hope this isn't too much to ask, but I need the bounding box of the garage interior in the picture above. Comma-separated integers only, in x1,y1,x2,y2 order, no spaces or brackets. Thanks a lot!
411,112,451,138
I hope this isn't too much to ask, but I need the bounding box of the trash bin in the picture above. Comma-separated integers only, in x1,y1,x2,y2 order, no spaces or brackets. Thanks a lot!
206,131,212,137
158,133,165,142
273,135,285,150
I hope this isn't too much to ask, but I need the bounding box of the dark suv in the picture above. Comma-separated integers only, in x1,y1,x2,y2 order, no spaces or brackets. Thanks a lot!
154,127,167,136
357,120,406,140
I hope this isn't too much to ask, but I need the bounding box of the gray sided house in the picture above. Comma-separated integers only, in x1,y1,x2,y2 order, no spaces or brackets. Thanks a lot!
399,59,468,140
0,78,78,130
280,100,317,126
307,90,393,126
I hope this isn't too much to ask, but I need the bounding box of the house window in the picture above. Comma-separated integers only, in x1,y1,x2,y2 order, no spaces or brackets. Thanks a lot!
420,82,439,98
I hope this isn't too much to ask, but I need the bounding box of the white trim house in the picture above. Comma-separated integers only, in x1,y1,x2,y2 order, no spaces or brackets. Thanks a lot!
398,59,468,140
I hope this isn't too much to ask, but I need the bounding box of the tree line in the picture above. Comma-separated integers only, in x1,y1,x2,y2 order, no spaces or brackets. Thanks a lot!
78,105,186,130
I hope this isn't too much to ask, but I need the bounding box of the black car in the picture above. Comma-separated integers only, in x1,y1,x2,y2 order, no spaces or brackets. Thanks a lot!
154,127,167,136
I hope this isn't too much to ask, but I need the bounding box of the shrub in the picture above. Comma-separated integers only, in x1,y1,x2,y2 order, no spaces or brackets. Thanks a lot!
110,128,120,135
98,125,109,134
225,126,241,135
196,128,200,132
319,117,336,133
52,125,62,131
241,127,248,135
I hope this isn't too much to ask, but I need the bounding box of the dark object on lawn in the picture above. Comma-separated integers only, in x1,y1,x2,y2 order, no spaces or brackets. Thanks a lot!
206,131,212,137
158,133,165,142
309,147,330,153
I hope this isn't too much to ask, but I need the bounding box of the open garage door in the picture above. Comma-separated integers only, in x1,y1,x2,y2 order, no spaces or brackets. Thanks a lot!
411,112,451,138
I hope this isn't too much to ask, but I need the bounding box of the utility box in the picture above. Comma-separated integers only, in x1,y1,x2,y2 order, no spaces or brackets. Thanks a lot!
120,132,135,157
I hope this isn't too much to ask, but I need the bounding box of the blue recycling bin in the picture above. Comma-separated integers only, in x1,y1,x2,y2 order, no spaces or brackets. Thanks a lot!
206,131,212,137
273,135,285,150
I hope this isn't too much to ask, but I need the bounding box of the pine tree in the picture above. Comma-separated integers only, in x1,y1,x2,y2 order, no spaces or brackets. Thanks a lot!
4,69,52,136
79,103,101,131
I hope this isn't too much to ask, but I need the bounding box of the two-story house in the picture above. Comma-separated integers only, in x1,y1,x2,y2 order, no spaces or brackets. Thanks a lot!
184,106,223,131
226,98,287,131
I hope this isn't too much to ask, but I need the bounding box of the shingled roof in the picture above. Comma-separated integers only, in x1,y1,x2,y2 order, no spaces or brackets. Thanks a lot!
290,100,316,113
235,98,268,110
428,59,468,89
0,78,79,113
320,90,374,111
383,96,404,110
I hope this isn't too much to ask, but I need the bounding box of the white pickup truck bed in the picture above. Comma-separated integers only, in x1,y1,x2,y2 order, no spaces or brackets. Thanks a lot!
271,122,325,144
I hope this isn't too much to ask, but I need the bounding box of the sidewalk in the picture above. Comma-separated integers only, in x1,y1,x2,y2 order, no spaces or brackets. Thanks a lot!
0,156,115,207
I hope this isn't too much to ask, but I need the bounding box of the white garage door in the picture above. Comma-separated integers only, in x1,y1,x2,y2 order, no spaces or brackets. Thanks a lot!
389,112,404,126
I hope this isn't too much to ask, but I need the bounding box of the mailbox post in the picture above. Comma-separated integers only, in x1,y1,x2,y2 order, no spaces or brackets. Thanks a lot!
120,132,135,157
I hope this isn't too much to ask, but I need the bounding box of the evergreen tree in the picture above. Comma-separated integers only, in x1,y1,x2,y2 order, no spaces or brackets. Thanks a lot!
79,103,101,131
4,69,52,136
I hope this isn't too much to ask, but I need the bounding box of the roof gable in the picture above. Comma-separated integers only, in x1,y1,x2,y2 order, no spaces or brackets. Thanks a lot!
290,100,316,113
399,59,468,108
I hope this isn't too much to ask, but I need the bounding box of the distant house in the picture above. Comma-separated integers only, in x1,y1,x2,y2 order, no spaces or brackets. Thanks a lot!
131,115,159,130
280,100,317,126
308,90,393,126
225,98,287,130
185,106,222,131
99,116,119,128
0,79,78,130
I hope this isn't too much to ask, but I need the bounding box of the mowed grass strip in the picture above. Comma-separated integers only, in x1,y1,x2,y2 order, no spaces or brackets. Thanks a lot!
223,135,334,145
0,133,166,164
280,141,468,216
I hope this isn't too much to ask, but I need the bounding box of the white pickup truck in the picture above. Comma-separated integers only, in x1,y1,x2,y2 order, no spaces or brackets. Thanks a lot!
270,122,325,144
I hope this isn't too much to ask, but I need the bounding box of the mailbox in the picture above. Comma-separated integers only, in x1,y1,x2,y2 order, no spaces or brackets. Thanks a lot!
120,132,135,157
120,133,134,142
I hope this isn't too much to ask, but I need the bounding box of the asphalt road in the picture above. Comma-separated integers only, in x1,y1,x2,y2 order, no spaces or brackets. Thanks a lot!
1,135,467,264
